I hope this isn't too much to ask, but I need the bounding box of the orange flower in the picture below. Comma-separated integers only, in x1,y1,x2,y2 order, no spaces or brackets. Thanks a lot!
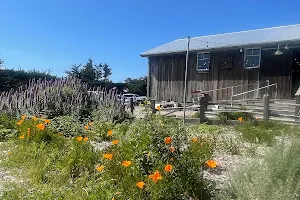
21,115,26,120
192,138,198,143
156,105,161,111
122,160,132,167
136,181,145,189
36,123,45,130
107,130,113,136
7,151,12,156
76,136,83,141
112,140,119,145
40,116,44,119
32,116,37,121
164,164,173,172
170,146,175,152
206,160,217,168
17,120,23,126
89,122,94,126
103,153,113,160
83,137,89,142
165,137,172,145
27,128,31,136
19,134,25,139
96,165,104,172
44,119,51,124
149,170,162,183
238,117,243,122
84,125,89,130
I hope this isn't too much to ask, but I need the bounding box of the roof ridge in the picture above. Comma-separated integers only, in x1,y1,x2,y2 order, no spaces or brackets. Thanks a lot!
175,24,300,41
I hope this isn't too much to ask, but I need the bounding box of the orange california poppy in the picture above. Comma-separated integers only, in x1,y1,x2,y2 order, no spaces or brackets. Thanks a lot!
238,117,243,122
32,116,37,121
76,136,83,141
27,128,31,136
192,138,198,143
84,125,89,130
103,154,113,160
136,181,145,189
83,137,89,142
21,115,26,120
17,120,23,126
165,137,172,145
169,146,175,152
149,170,162,183
89,122,94,126
206,160,217,168
96,165,104,172
112,140,119,145
19,134,25,139
156,105,161,111
44,119,51,124
107,130,113,136
122,160,132,167
7,151,12,156
164,164,173,172
36,123,45,131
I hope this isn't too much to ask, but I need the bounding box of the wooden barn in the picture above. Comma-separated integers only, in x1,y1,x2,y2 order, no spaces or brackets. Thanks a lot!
141,24,300,102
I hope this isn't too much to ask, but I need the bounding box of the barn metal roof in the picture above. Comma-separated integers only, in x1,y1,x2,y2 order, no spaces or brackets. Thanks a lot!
141,24,300,57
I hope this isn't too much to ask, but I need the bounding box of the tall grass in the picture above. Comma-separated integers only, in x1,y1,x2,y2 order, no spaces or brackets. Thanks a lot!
219,140,300,200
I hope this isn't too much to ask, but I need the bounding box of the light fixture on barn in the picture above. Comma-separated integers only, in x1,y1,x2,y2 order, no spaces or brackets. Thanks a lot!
274,45,283,56
240,47,243,53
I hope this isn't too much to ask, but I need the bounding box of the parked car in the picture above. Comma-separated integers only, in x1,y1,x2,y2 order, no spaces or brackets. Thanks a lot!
122,93,137,105
134,94,147,103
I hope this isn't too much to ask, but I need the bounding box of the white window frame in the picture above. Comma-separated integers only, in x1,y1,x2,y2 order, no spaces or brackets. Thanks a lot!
196,52,210,72
244,47,261,69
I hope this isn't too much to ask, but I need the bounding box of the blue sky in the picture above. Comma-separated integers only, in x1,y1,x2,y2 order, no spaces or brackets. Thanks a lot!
1,0,300,82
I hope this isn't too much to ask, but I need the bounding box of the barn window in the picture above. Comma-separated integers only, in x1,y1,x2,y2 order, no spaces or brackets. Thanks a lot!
244,48,261,69
197,52,210,71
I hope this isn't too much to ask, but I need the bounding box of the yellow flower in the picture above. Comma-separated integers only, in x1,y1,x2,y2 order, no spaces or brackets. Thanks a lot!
192,138,198,143
36,123,45,131
206,160,217,168
19,134,25,139
7,151,12,156
32,116,37,121
84,125,89,130
165,137,172,145
136,181,145,189
107,130,113,136
21,115,26,120
76,136,83,141
149,170,162,183
122,160,132,167
89,122,94,126
112,140,119,145
17,120,23,126
83,137,89,142
103,153,113,160
96,165,104,172
44,119,51,124
238,117,243,122
164,164,173,172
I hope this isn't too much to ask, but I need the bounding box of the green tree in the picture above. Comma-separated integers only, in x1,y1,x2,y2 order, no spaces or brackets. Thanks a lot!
95,64,103,81
102,63,112,81
65,64,82,79
81,58,96,82
124,76,147,96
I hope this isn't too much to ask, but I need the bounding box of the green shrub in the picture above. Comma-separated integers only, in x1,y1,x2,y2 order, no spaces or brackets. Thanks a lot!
218,140,300,200
217,112,255,122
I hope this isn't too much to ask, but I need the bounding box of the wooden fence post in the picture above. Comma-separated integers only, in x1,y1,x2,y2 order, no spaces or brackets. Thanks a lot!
129,98,134,115
263,94,270,121
295,95,300,121
199,96,205,123
151,99,156,114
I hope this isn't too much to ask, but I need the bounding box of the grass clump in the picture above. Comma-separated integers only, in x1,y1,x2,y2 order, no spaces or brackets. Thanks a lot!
235,120,300,146
219,140,300,200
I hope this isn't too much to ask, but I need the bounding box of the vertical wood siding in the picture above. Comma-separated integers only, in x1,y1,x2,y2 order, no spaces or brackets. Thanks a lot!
149,49,292,102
